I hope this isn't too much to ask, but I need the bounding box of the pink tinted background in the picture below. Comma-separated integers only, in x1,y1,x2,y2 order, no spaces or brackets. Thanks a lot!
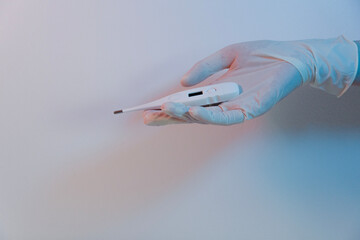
0,0,360,239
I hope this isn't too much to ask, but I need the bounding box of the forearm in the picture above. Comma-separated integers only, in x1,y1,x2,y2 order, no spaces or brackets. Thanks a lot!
354,40,360,85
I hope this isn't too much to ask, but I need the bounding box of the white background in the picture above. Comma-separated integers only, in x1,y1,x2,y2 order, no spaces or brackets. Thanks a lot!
0,0,360,239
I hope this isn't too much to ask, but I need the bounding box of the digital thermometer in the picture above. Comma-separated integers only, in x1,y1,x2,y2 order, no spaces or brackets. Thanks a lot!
113,82,241,114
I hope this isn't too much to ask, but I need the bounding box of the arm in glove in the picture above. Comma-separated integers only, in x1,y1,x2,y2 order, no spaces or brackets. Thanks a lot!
353,40,360,85
143,36,359,126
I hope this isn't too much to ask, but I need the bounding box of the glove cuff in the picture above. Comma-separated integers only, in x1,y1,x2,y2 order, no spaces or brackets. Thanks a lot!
299,35,358,97
256,36,359,97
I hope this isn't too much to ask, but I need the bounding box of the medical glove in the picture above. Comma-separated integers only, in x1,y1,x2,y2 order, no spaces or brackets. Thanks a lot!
143,35,359,126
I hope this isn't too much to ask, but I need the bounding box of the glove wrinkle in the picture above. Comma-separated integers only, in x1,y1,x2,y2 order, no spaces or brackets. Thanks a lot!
144,35,358,126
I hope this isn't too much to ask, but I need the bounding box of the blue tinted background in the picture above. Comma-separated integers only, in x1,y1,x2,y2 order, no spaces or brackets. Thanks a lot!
0,0,359,239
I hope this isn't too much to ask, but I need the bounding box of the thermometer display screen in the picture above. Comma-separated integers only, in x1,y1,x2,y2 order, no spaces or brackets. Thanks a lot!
188,91,203,97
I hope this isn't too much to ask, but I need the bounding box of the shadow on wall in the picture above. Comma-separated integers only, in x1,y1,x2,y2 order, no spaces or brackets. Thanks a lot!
268,84,360,130
21,75,359,238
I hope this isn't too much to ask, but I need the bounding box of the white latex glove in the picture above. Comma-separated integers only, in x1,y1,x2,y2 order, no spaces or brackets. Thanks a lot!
143,36,359,126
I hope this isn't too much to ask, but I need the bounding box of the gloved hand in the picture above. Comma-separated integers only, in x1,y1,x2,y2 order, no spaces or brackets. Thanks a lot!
143,36,359,126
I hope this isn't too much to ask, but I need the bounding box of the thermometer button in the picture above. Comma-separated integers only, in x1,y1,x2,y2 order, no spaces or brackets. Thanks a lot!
206,88,217,93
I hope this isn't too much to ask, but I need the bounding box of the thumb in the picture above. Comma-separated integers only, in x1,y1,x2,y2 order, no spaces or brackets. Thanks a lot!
181,45,236,87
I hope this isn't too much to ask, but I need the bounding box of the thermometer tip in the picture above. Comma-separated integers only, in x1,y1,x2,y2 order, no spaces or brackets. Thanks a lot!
114,109,123,114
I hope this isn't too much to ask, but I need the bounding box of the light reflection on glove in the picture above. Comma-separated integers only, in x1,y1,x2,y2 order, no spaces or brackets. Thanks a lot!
143,36,358,126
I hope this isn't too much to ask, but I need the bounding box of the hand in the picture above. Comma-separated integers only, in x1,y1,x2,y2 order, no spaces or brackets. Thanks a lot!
143,36,358,126
143,41,302,126
353,40,360,85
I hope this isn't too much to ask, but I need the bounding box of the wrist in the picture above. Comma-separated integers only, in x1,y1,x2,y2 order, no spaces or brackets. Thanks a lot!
353,40,360,85
297,36,358,96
